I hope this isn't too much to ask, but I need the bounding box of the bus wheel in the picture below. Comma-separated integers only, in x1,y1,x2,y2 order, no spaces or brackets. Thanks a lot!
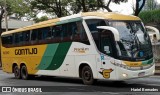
81,66,95,85
14,65,21,79
21,65,29,80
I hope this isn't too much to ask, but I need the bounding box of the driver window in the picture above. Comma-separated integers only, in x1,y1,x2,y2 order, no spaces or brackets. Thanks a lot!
86,19,107,33
100,32,114,57
86,19,114,57
86,19,107,51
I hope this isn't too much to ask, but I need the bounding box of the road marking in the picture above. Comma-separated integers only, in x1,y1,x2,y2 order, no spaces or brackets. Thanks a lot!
127,82,160,87
69,87,86,91
102,92,119,94
140,83,160,87
150,76,160,78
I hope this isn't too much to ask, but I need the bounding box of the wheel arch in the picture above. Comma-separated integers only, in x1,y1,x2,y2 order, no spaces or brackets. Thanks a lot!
12,63,18,73
20,63,26,68
78,62,95,78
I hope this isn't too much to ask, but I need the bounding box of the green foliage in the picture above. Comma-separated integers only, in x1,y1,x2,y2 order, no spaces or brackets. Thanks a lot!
0,0,30,18
34,16,49,23
0,0,30,32
9,0,30,19
30,0,129,17
30,0,73,17
146,0,158,10
139,9,160,24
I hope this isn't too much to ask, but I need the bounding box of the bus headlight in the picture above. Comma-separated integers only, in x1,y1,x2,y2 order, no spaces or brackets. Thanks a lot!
153,69,155,74
122,73,128,77
114,63,128,69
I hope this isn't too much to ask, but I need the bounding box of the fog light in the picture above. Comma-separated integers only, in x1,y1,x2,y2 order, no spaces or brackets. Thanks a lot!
153,69,155,73
122,73,128,77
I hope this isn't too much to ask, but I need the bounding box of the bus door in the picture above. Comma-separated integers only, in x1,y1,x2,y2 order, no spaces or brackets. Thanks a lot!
100,31,114,57
97,30,116,79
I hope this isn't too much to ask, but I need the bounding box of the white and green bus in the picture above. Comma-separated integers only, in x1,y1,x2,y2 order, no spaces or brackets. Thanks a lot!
1,12,154,85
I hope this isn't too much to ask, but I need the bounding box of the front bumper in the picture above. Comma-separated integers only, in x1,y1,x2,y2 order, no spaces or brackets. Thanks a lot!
115,64,155,80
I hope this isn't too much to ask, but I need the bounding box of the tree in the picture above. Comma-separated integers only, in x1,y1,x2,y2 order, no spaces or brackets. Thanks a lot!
30,0,73,18
71,0,128,13
34,16,49,23
70,0,100,13
134,0,146,16
31,0,129,17
146,0,158,10
10,0,30,20
0,0,30,32
0,0,10,32
97,0,128,12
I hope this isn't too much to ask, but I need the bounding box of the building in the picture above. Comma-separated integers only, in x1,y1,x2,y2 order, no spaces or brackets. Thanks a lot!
2,17,34,32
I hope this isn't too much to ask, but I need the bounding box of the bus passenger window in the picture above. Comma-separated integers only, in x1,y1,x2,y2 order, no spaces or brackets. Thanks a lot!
31,30,38,41
2,35,13,45
43,27,52,40
19,33,24,44
24,31,30,42
38,29,43,40
73,21,90,45
15,33,20,44
62,24,67,37
52,25,63,42
67,22,77,41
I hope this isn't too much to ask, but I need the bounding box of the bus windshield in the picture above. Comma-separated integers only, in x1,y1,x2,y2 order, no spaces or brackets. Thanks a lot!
108,21,153,61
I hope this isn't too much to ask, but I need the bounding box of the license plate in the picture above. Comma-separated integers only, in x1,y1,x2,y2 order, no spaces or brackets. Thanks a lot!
138,72,145,77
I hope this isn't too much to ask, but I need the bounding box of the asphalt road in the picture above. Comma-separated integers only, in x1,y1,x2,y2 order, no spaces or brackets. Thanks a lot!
0,70,160,95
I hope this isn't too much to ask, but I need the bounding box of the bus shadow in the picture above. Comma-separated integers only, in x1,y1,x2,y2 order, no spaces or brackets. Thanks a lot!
9,76,155,92
11,76,147,88
23,76,83,84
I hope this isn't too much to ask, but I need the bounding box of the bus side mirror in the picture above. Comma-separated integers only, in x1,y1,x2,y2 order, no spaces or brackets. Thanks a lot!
145,26,160,41
97,26,120,41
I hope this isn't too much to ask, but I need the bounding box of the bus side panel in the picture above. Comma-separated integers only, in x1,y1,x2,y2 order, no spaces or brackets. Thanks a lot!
67,42,98,79
59,55,76,77
1,45,47,74
75,55,97,78
2,47,14,73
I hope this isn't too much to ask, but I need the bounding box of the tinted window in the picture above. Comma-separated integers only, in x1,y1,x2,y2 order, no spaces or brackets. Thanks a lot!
73,21,89,45
15,33,20,44
23,31,30,42
2,21,90,47
31,29,38,41
2,35,13,45
86,19,107,33
43,27,52,39
52,25,63,42
19,33,24,43
38,29,43,40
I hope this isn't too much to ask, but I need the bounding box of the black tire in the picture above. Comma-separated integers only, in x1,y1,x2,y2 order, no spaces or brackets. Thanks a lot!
21,65,29,80
14,65,21,79
81,66,95,85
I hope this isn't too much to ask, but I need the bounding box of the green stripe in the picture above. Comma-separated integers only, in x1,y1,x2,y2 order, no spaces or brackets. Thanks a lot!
46,42,72,70
142,58,153,65
56,17,82,25
37,44,59,70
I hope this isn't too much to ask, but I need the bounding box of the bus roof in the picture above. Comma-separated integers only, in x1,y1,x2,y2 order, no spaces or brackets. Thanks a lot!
1,12,141,36
82,12,140,20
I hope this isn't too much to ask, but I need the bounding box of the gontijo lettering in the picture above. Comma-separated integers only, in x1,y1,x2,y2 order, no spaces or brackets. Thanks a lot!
15,48,38,55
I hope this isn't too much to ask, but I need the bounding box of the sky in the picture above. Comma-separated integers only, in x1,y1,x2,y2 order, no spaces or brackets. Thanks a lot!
109,0,160,15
